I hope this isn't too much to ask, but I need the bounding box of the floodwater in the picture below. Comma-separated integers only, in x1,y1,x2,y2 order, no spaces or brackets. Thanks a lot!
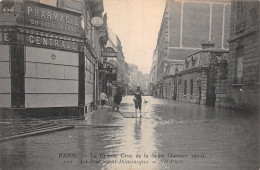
0,96,259,170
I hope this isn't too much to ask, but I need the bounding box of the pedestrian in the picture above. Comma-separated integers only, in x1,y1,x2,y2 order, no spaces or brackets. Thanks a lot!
100,91,108,106
133,86,143,117
113,91,122,111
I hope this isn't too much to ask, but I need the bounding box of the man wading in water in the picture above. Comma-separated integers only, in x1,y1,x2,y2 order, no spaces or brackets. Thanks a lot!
133,86,143,117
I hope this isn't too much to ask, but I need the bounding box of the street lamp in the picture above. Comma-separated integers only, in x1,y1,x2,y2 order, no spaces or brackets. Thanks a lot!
90,16,103,28
81,15,105,31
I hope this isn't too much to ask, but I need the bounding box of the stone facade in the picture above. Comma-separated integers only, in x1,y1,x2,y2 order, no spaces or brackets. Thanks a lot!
178,68,208,104
0,0,108,117
225,0,260,111
176,43,229,105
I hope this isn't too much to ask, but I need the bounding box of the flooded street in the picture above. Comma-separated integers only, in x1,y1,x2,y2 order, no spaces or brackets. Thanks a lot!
0,96,259,170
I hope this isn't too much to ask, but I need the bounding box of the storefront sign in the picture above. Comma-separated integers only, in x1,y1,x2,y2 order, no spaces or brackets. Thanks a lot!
0,32,16,42
0,32,10,42
26,35,78,51
25,2,82,36
101,47,118,58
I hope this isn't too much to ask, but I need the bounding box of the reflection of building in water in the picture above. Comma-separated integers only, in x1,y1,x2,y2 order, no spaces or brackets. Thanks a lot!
134,118,142,143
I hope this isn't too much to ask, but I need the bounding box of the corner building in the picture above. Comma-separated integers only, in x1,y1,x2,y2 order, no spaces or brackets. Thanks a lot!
0,0,108,117
225,0,260,111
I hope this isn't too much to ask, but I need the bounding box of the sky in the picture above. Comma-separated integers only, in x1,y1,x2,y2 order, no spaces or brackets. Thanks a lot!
103,0,166,74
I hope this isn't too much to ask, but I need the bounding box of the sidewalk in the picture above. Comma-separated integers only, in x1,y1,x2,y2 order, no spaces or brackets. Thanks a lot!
83,96,146,127
0,97,131,142
0,119,74,142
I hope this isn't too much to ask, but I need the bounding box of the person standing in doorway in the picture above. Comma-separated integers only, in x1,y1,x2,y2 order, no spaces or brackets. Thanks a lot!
134,86,143,117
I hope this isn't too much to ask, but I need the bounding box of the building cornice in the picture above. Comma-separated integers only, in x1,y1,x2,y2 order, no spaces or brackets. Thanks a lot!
228,27,257,42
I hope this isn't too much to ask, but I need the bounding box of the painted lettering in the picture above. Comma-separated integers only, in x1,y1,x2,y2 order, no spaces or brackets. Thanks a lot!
41,10,45,18
29,35,34,43
36,37,40,45
43,38,48,46
61,41,65,48
27,6,32,15
26,35,77,51
35,9,39,17
75,19,78,26
55,40,58,47
66,16,70,23
53,13,58,21
72,43,76,50
47,12,51,20
4,33,9,41
49,38,53,46
60,15,64,23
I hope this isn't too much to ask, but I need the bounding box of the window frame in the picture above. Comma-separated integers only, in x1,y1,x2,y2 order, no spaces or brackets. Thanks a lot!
190,79,193,95
184,80,187,96
235,46,244,79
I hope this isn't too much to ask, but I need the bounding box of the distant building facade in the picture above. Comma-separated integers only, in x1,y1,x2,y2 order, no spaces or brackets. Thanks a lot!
151,0,231,98
129,64,138,90
177,43,228,105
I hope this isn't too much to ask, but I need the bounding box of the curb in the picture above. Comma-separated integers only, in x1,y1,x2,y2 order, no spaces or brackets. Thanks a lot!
0,125,74,142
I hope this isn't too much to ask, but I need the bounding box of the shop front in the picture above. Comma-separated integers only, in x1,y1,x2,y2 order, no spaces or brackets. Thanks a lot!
0,1,85,117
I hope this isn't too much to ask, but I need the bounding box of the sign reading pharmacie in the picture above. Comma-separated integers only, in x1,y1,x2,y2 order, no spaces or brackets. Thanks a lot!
24,1,82,37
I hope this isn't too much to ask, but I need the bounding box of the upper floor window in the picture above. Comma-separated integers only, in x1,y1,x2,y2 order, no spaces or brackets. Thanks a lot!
236,1,244,22
190,79,193,95
236,46,244,79
184,80,187,95
235,1,246,33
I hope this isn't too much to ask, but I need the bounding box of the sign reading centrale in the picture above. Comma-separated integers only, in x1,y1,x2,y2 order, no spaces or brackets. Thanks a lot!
101,47,118,58
25,2,82,36
26,35,78,51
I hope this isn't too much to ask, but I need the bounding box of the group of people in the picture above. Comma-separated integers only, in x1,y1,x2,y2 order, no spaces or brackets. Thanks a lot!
99,86,144,117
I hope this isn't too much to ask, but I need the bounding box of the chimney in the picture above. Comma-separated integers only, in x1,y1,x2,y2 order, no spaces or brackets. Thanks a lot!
201,41,215,49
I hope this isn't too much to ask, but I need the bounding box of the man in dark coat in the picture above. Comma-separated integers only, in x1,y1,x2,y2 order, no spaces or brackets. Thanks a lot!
113,91,122,111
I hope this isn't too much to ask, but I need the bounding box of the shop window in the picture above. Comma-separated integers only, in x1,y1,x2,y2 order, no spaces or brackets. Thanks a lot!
184,80,187,95
85,57,95,83
190,79,193,95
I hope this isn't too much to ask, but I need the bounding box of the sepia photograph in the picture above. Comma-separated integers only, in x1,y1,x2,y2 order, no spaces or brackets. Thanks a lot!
0,0,259,169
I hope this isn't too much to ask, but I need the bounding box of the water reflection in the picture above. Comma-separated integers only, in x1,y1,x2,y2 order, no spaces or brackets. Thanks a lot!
0,96,258,170
134,118,142,142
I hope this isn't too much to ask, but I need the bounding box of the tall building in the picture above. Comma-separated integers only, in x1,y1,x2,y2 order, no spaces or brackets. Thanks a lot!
224,0,260,111
129,64,139,91
152,0,231,98
150,47,158,96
